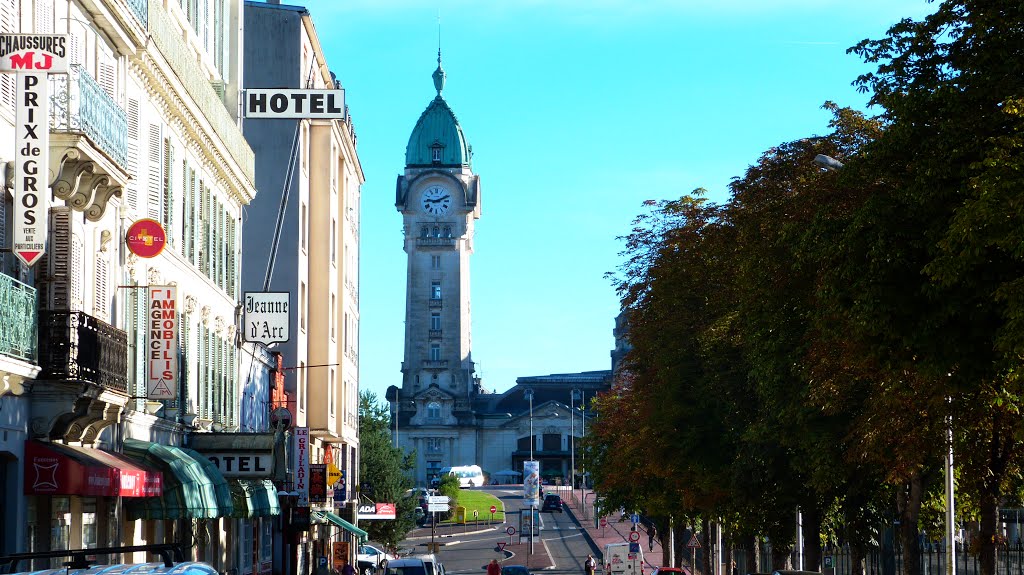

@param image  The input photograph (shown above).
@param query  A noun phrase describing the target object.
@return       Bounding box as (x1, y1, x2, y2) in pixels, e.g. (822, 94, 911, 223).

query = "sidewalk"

(552, 486, 671, 572)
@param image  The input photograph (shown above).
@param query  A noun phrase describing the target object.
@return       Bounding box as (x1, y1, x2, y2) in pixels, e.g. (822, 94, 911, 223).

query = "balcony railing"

(49, 66, 128, 168)
(0, 274, 37, 362)
(428, 299, 443, 309)
(148, 0, 255, 184)
(125, 0, 148, 27)
(422, 360, 448, 369)
(38, 311, 129, 393)
(416, 237, 457, 248)
(428, 329, 442, 339)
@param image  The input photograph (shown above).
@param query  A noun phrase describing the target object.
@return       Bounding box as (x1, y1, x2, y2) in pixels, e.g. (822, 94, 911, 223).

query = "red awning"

(24, 440, 163, 497)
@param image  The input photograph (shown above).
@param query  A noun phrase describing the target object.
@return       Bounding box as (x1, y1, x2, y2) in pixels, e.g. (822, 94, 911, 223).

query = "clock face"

(420, 186, 452, 216)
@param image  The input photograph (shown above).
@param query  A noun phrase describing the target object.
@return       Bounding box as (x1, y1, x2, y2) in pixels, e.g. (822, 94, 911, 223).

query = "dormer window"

(431, 144, 444, 163)
(427, 402, 441, 420)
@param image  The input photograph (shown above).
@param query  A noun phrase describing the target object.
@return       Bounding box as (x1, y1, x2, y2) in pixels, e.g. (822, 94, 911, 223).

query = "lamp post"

(571, 389, 581, 502)
(525, 388, 535, 554)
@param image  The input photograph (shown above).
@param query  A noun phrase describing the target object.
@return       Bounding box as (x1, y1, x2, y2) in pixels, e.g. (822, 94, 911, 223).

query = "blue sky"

(289, 0, 936, 402)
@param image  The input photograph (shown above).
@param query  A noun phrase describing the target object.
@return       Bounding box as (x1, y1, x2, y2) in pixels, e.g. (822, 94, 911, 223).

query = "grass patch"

(439, 489, 507, 524)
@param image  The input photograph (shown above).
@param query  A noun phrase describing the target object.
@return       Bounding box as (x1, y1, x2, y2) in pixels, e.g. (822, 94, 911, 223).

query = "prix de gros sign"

(1, 34, 69, 267)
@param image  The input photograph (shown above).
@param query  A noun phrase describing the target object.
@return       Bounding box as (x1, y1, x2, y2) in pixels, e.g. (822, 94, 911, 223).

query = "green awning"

(313, 510, 368, 542)
(122, 439, 234, 520)
(230, 479, 282, 518)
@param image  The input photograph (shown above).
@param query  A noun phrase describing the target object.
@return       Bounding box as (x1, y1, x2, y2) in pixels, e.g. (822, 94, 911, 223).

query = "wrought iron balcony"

(38, 311, 129, 393)
(428, 329, 442, 339)
(49, 66, 128, 169)
(422, 360, 448, 369)
(428, 299, 443, 309)
(125, 0, 148, 27)
(0, 273, 37, 362)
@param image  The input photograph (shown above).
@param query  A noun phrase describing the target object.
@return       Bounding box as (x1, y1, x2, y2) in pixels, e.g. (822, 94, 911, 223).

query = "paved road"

(399, 486, 597, 574)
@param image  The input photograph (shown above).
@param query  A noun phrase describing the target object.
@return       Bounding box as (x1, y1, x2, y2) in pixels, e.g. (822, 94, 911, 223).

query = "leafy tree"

(358, 391, 416, 550)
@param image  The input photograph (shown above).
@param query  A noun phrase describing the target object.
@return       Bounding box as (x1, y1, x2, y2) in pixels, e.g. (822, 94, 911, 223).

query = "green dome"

(405, 60, 472, 168)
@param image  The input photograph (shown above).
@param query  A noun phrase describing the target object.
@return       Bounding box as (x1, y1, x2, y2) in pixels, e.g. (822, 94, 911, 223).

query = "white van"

(604, 542, 645, 575)
(436, 464, 485, 488)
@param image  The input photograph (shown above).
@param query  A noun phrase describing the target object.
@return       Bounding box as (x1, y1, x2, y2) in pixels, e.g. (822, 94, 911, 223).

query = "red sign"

(24, 440, 162, 497)
(126, 218, 167, 258)
(629, 531, 640, 542)
(600, 517, 608, 527)
(490, 505, 497, 514)
(309, 464, 327, 503)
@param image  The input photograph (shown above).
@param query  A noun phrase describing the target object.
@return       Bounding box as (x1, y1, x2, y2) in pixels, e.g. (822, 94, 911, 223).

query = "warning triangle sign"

(687, 534, 701, 548)
(497, 542, 506, 551)
(149, 379, 175, 400)
(15, 251, 43, 266)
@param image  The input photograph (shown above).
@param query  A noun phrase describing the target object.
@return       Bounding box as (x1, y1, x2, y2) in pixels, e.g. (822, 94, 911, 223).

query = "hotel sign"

(244, 89, 346, 119)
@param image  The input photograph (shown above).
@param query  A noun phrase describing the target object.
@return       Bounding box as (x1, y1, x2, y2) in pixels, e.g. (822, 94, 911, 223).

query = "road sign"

(473, 510, 479, 518)
(824, 556, 834, 569)
(427, 503, 450, 513)
(600, 517, 608, 527)
(629, 531, 640, 542)
(497, 542, 506, 551)
(631, 513, 640, 524)
(687, 534, 701, 548)
(327, 464, 342, 486)
(490, 505, 497, 514)
(506, 526, 516, 535)
(427, 495, 450, 504)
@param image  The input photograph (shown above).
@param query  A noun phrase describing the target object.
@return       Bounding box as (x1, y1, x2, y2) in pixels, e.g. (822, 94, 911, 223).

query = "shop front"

(22, 440, 163, 567)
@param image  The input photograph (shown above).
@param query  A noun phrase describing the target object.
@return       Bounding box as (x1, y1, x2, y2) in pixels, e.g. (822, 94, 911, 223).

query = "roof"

(405, 57, 472, 168)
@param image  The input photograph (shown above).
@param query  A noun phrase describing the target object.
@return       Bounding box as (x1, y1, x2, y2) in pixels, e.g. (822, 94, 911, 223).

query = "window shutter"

(70, 233, 83, 311)
(214, 337, 223, 425)
(0, 0, 15, 119)
(200, 327, 209, 419)
(226, 214, 235, 297)
(93, 253, 109, 321)
(42, 207, 72, 309)
(161, 138, 174, 241)
(69, 32, 80, 67)
(126, 99, 140, 211)
(180, 160, 188, 256)
(99, 62, 115, 100)
(0, 194, 9, 276)
(147, 124, 162, 220)
(188, 169, 196, 263)
(135, 288, 146, 402)
(35, 0, 53, 33)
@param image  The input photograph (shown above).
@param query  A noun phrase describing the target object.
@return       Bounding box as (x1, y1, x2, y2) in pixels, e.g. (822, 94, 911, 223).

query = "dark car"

(501, 566, 532, 575)
(541, 493, 563, 512)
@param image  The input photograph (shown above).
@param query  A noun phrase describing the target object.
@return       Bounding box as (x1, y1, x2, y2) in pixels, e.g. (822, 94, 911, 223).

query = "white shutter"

(69, 30, 81, 67)
(93, 253, 109, 321)
(0, 193, 8, 276)
(99, 62, 115, 99)
(126, 99, 139, 211)
(161, 138, 174, 242)
(70, 232, 83, 311)
(147, 124, 162, 220)
(226, 213, 235, 297)
(0, 0, 16, 120)
(35, 0, 53, 33)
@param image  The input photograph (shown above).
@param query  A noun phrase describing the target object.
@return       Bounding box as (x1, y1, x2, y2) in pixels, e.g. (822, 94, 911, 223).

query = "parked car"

(652, 568, 687, 575)
(541, 493, 563, 512)
(501, 566, 532, 575)
(358, 544, 398, 574)
(412, 554, 445, 575)
(384, 558, 429, 575)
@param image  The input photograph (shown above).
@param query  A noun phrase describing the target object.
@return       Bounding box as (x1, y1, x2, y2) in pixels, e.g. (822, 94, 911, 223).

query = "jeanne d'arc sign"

(0, 33, 69, 267)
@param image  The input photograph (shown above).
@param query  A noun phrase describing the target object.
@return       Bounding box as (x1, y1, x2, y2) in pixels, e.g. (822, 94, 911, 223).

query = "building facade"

(0, 0, 278, 571)
(388, 59, 612, 487)
(241, 1, 364, 569)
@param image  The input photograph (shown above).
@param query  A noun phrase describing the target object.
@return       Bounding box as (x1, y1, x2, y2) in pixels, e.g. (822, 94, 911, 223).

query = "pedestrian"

(338, 557, 356, 575)
(585, 554, 597, 575)
(648, 524, 657, 552)
(731, 562, 738, 575)
(487, 559, 501, 575)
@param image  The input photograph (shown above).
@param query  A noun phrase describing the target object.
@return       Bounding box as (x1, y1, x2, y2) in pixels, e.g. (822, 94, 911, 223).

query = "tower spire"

(432, 11, 446, 95)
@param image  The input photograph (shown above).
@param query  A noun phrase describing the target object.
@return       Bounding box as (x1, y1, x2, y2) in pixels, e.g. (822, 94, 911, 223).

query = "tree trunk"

(802, 504, 823, 571)
(850, 543, 867, 575)
(897, 473, 924, 575)
(979, 418, 1012, 575)
(740, 534, 758, 575)
(702, 519, 712, 575)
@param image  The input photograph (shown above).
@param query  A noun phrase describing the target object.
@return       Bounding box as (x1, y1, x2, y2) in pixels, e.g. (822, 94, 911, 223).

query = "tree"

(358, 391, 416, 549)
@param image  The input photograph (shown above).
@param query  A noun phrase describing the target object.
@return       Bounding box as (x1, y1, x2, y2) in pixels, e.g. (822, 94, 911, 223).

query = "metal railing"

(416, 237, 457, 248)
(422, 360, 448, 369)
(0, 274, 37, 362)
(49, 65, 128, 168)
(147, 0, 254, 184)
(38, 311, 129, 392)
(124, 0, 148, 27)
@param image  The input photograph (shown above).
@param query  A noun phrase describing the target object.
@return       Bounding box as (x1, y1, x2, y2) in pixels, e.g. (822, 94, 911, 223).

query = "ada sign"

(245, 89, 346, 119)
(244, 292, 289, 344)
(0, 34, 69, 72)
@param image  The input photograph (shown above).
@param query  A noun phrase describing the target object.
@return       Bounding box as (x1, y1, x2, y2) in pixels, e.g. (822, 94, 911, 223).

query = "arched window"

(433, 226, 440, 237)
(420, 226, 428, 238)
(444, 226, 452, 238)
(427, 402, 441, 420)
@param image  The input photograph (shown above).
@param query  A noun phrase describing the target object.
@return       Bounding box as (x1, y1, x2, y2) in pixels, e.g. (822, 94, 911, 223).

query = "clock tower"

(392, 54, 482, 480)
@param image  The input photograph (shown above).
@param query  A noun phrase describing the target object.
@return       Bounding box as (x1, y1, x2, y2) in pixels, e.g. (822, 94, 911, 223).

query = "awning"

(230, 479, 281, 518)
(23, 440, 163, 497)
(122, 438, 233, 520)
(313, 510, 368, 542)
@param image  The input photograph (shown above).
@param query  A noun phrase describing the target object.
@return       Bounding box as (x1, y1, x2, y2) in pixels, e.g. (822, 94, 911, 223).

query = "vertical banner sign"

(523, 460, 540, 507)
(12, 72, 47, 267)
(309, 464, 327, 503)
(147, 286, 178, 399)
(1, 34, 70, 267)
(294, 427, 309, 506)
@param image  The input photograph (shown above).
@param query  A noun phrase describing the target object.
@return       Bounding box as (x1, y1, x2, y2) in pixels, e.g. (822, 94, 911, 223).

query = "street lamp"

(525, 388, 535, 554)
(571, 389, 580, 499)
